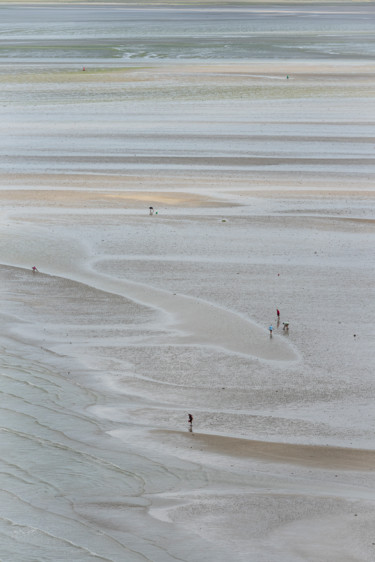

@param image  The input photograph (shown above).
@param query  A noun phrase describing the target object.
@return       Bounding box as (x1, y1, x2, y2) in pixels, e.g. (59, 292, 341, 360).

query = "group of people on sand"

(30, 258, 285, 435)
(269, 308, 289, 337)
(187, 310, 289, 433)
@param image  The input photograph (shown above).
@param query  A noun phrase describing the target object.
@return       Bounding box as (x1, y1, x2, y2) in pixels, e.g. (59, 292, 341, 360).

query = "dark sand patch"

(153, 430, 375, 471)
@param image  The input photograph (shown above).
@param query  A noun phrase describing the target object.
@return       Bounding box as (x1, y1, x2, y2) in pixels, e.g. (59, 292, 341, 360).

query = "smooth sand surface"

(152, 430, 375, 471)
(0, 188, 231, 208)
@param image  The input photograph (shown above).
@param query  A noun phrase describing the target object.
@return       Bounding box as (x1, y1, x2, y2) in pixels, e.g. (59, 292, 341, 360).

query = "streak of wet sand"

(153, 430, 375, 471)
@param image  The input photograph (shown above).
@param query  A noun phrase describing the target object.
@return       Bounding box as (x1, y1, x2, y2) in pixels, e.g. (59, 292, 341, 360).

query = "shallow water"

(0, 335, 239, 561)
(1, 3, 375, 61)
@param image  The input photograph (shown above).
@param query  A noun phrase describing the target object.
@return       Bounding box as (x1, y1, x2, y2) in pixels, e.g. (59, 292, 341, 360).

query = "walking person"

(269, 325, 273, 337)
(188, 413, 193, 432)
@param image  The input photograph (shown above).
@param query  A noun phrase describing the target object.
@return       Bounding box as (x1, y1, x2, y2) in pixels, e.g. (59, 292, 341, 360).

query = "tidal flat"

(0, 3, 375, 561)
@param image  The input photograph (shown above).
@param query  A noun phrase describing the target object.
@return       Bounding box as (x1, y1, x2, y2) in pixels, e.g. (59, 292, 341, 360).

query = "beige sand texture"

(152, 430, 375, 471)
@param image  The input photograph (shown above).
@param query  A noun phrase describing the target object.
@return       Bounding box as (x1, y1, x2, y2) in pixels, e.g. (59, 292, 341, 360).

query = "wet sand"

(1, 161, 374, 559)
(152, 430, 375, 471)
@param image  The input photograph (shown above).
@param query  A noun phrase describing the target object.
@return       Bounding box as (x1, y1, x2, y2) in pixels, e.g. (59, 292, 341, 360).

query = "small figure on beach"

(269, 325, 273, 337)
(277, 309, 280, 318)
(283, 322, 289, 332)
(32, 266, 39, 273)
(188, 413, 193, 432)
(149, 206, 154, 215)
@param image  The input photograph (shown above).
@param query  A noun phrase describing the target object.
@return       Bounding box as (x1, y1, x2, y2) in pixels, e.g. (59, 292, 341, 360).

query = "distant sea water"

(0, 2, 375, 178)
(0, 3, 375, 63)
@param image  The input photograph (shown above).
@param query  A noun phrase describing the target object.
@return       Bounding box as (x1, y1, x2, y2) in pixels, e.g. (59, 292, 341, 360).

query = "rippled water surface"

(0, 3, 375, 61)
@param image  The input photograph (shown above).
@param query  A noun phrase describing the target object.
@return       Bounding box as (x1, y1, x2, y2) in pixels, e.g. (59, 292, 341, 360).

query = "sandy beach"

(1, 2, 375, 561)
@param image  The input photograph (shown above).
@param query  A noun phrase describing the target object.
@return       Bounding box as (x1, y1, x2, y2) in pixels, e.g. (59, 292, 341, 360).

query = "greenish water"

(0, 3, 374, 62)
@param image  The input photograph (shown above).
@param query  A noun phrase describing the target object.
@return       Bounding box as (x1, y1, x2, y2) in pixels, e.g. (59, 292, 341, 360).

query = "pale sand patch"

(0, 173, 373, 193)
(0, 172, 194, 190)
(160, 61, 375, 77)
(7, 60, 375, 82)
(152, 430, 375, 471)
(0, 189, 230, 208)
(238, 189, 375, 199)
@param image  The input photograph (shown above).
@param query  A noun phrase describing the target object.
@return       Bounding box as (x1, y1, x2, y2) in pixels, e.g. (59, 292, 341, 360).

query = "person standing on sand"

(277, 309, 280, 318)
(269, 325, 273, 337)
(188, 413, 193, 432)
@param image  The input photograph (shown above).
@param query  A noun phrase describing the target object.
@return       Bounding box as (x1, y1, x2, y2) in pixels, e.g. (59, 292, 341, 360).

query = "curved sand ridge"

(52, 264, 299, 362)
(0, 221, 297, 362)
(0, 264, 296, 363)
